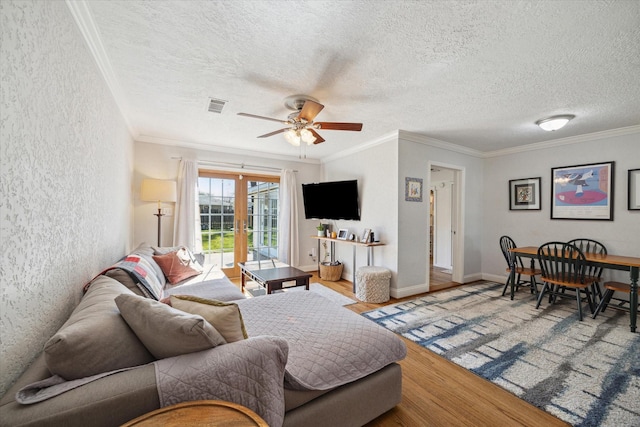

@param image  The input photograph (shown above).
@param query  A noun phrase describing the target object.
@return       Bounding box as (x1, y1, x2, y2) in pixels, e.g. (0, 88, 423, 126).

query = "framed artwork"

(360, 228, 371, 243)
(509, 177, 541, 210)
(337, 228, 349, 240)
(629, 169, 640, 210)
(551, 161, 614, 220)
(405, 177, 423, 202)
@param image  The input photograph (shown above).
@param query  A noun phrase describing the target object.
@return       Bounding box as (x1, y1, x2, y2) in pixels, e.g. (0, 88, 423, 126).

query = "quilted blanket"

(154, 336, 288, 427)
(236, 291, 407, 390)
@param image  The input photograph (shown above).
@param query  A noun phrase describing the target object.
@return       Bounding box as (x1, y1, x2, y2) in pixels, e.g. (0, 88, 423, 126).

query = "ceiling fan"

(237, 95, 362, 146)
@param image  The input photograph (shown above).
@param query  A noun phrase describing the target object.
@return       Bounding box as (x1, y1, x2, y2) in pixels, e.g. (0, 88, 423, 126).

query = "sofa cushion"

(153, 251, 202, 285)
(44, 276, 154, 380)
(170, 295, 248, 343)
(115, 293, 226, 359)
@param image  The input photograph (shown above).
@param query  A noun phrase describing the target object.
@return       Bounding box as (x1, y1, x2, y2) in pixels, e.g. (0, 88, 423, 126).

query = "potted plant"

(316, 223, 325, 236)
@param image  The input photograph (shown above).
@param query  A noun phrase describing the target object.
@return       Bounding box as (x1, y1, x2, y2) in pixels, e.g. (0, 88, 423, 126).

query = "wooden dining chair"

(536, 242, 595, 321)
(567, 238, 607, 302)
(499, 236, 541, 300)
(592, 281, 639, 319)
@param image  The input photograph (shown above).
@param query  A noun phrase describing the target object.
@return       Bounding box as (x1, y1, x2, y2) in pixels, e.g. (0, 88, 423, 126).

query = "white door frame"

(427, 162, 465, 288)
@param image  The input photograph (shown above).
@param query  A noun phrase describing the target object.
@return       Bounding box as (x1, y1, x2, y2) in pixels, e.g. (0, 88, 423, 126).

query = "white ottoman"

(356, 266, 391, 303)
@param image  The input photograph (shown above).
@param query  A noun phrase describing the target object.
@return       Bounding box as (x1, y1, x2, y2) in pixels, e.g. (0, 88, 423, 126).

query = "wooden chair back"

(537, 242, 587, 286)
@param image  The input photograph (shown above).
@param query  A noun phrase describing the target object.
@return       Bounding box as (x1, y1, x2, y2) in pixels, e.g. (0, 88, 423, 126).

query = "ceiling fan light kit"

(238, 95, 363, 146)
(536, 114, 575, 131)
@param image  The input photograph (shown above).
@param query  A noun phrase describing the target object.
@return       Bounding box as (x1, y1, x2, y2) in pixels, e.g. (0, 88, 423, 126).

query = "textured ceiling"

(81, 0, 640, 159)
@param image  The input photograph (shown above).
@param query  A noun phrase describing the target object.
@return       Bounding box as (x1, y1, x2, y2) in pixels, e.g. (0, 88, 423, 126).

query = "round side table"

(121, 400, 268, 426)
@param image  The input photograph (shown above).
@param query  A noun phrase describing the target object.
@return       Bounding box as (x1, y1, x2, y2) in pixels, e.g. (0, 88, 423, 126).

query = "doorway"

(428, 163, 464, 289)
(198, 171, 280, 278)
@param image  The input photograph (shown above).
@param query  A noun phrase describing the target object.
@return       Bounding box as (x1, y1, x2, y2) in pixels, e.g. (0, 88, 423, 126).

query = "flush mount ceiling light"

(535, 115, 575, 131)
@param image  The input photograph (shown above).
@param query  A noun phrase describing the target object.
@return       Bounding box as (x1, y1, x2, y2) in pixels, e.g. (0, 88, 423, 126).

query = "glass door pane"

(246, 180, 279, 264)
(199, 176, 237, 277)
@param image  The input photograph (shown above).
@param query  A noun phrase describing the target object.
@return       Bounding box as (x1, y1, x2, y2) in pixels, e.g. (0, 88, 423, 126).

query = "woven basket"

(320, 263, 343, 281)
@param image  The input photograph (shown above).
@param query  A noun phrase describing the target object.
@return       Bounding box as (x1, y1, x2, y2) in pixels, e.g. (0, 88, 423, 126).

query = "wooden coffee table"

(239, 261, 312, 295)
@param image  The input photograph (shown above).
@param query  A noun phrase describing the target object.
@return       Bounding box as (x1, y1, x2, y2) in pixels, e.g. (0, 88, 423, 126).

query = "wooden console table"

(311, 236, 385, 292)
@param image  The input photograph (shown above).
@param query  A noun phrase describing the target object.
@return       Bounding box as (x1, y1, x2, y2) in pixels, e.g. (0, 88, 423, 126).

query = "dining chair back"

(567, 238, 607, 301)
(536, 242, 594, 321)
(499, 235, 540, 299)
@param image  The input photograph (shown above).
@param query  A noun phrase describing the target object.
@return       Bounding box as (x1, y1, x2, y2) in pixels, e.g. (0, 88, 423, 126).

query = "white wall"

(0, 1, 133, 395)
(482, 130, 640, 285)
(396, 134, 485, 295)
(321, 136, 399, 288)
(133, 141, 322, 268)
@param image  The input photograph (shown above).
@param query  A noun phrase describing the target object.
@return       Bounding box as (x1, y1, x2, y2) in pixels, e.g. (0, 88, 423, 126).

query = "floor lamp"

(141, 179, 177, 246)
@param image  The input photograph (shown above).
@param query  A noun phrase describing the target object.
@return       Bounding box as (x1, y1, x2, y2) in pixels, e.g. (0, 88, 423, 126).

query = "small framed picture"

(405, 177, 423, 202)
(509, 177, 541, 210)
(337, 229, 349, 240)
(629, 169, 640, 210)
(360, 228, 371, 243)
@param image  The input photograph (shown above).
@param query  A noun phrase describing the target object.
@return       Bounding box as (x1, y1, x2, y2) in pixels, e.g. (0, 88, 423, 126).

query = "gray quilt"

(154, 336, 289, 427)
(237, 291, 407, 390)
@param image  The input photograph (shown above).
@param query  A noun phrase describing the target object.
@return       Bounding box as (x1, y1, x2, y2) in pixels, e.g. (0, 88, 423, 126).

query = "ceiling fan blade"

(315, 122, 363, 131)
(257, 128, 288, 138)
(238, 112, 286, 124)
(298, 100, 324, 122)
(309, 129, 325, 144)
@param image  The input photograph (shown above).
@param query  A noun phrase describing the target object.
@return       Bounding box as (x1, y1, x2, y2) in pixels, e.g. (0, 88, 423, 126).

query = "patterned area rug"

(362, 282, 640, 427)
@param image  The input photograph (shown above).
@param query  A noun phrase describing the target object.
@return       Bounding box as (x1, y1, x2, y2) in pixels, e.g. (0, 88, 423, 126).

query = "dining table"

(508, 246, 640, 333)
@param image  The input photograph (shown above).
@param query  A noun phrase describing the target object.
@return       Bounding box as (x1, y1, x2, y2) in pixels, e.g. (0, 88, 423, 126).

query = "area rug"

(362, 281, 640, 427)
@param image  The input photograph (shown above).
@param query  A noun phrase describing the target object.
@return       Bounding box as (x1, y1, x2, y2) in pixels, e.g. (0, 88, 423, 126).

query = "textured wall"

(0, 1, 133, 395)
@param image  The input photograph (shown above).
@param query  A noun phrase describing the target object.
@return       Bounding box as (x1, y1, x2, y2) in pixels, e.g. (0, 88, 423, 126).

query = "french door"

(198, 171, 279, 278)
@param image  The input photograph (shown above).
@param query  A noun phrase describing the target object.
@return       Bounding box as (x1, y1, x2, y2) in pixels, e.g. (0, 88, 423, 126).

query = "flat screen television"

(302, 180, 360, 220)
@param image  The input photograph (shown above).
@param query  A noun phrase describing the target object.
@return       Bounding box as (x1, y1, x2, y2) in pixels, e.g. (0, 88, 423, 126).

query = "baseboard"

(391, 283, 429, 299)
(482, 273, 507, 284)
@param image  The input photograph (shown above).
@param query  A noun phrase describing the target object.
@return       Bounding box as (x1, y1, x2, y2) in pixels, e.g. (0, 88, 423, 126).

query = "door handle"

(236, 219, 240, 234)
(243, 219, 248, 234)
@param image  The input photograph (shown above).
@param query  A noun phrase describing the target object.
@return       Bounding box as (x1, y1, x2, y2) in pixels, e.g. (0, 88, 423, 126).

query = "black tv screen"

(302, 180, 360, 220)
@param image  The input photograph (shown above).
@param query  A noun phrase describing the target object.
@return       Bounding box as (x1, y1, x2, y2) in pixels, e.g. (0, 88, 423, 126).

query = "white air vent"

(207, 98, 227, 114)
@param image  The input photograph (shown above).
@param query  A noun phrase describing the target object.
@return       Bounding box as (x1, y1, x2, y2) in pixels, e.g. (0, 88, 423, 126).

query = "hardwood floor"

(230, 269, 569, 427)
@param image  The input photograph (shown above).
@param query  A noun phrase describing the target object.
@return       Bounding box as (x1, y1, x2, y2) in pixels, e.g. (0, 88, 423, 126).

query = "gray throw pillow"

(44, 276, 154, 380)
(115, 293, 226, 359)
(170, 295, 248, 343)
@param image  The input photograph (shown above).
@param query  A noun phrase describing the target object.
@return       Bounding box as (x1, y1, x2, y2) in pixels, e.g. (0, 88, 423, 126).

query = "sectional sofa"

(0, 243, 406, 426)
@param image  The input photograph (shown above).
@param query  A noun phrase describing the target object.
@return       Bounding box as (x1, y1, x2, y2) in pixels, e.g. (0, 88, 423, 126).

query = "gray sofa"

(0, 244, 405, 426)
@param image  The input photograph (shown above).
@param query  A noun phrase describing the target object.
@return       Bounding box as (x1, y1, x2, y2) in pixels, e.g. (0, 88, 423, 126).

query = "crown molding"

(136, 134, 320, 165)
(321, 130, 400, 163)
(65, 0, 136, 136)
(483, 125, 640, 158)
(397, 130, 485, 158)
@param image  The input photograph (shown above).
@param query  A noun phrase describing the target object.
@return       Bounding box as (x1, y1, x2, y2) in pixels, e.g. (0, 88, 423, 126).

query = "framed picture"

(337, 229, 349, 240)
(361, 228, 371, 243)
(551, 161, 614, 221)
(509, 177, 541, 210)
(629, 169, 640, 210)
(405, 177, 423, 202)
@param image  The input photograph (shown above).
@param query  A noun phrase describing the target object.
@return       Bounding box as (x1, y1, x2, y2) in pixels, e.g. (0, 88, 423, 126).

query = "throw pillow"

(153, 245, 204, 271)
(44, 276, 155, 380)
(152, 251, 202, 285)
(115, 293, 226, 359)
(170, 295, 248, 343)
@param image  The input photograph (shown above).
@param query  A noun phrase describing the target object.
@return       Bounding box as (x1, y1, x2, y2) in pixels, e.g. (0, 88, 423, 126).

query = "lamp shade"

(141, 179, 177, 203)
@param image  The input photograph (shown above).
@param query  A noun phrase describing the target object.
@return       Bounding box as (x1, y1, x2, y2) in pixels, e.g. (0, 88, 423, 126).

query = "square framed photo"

(629, 169, 640, 210)
(509, 177, 541, 210)
(405, 177, 423, 202)
(337, 228, 349, 240)
(551, 161, 614, 220)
